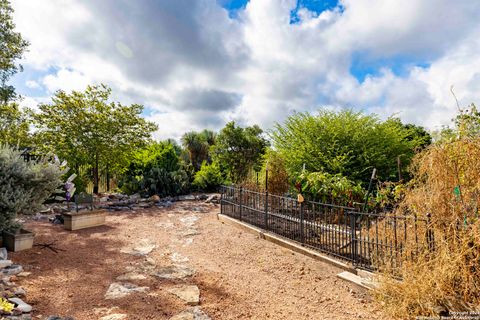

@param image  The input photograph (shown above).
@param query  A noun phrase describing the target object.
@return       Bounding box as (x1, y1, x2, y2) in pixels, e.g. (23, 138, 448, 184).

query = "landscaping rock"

(150, 195, 160, 202)
(169, 307, 211, 320)
(0, 247, 8, 260)
(168, 285, 200, 306)
(8, 297, 32, 312)
(104, 282, 149, 299)
(99, 314, 127, 320)
(116, 272, 147, 281)
(0, 259, 13, 268)
(121, 239, 156, 256)
(170, 252, 189, 264)
(178, 195, 196, 201)
(2, 265, 23, 276)
(46, 316, 75, 320)
(153, 265, 195, 279)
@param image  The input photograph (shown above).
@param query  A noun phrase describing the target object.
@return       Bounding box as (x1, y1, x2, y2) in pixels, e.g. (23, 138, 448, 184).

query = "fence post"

(220, 186, 223, 215)
(239, 186, 243, 221)
(264, 189, 269, 230)
(350, 211, 357, 265)
(300, 201, 305, 245)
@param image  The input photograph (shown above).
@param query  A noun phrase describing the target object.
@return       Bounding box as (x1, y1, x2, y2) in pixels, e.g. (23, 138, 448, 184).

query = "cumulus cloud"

(10, 0, 480, 140)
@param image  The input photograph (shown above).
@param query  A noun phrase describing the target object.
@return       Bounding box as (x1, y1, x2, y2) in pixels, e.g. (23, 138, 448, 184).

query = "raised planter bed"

(3, 229, 35, 252)
(63, 210, 106, 231)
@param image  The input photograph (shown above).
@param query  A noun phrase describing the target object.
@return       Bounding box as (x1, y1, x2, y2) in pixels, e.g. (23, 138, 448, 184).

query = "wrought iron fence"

(220, 185, 430, 272)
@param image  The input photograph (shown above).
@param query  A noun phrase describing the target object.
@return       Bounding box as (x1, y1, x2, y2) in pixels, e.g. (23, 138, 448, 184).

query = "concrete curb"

(217, 213, 357, 274)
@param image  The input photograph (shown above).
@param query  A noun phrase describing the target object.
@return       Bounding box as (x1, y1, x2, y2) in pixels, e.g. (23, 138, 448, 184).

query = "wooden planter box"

(3, 229, 34, 252)
(63, 210, 106, 231)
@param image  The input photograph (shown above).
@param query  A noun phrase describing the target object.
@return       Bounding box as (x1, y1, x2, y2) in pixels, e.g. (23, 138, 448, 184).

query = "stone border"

(217, 213, 357, 274)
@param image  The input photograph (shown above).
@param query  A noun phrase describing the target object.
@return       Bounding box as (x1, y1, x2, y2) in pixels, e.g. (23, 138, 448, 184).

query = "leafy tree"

(0, 0, 29, 104)
(31, 85, 157, 193)
(212, 121, 269, 183)
(0, 102, 29, 146)
(271, 110, 429, 186)
(181, 129, 216, 171)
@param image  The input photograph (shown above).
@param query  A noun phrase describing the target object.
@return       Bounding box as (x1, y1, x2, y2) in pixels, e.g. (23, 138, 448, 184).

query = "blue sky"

(10, 0, 480, 139)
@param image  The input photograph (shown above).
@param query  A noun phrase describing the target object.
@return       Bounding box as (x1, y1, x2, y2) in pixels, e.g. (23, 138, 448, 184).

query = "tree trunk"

(106, 163, 110, 192)
(93, 153, 99, 194)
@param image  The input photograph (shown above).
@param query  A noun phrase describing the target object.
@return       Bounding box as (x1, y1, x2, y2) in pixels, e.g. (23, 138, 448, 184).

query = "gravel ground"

(11, 201, 383, 320)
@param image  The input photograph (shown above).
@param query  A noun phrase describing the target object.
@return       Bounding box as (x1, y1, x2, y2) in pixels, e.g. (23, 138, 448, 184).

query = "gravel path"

(11, 201, 383, 319)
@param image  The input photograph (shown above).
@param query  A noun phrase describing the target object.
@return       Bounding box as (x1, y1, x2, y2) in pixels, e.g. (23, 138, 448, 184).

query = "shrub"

(192, 161, 225, 191)
(119, 141, 190, 196)
(271, 110, 431, 186)
(242, 150, 290, 195)
(298, 171, 364, 206)
(375, 137, 480, 318)
(0, 146, 67, 232)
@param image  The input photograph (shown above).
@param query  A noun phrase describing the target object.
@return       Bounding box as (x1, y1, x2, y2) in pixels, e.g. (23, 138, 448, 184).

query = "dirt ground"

(11, 201, 383, 320)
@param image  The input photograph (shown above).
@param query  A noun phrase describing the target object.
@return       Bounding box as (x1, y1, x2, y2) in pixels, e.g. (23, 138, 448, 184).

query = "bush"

(271, 110, 431, 186)
(0, 146, 67, 232)
(119, 141, 190, 196)
(192, 161, 225, 191)
(298, 171, 364, 206)
(242, 150, 290, 195)
(375, 137, 480, 318)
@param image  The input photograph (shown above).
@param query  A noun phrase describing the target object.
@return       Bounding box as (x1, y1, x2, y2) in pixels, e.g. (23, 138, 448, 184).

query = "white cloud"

(25, 80, 40, 89)
(10, 0, 480, 139)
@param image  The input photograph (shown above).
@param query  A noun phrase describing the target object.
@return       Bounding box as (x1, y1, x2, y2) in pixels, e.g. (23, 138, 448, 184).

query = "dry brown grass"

(375, 138, 480, 319)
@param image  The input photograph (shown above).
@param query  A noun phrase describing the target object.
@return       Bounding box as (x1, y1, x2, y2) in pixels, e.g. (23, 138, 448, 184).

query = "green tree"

(212, 121, 268, 183)
(31, 85, 157, 193)
(181, 129, 216, 171)
(0, 0, 29, 104)
(0, 102, 29, 146)
(271, 110, 429, 185)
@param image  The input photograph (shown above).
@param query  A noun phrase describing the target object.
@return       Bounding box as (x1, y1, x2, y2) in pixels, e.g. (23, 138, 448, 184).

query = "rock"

(178, 195, 196, 201)
(99, 314, 127, 320)
(46, 317, 75, 320)
(0, 247, 8, 260)
(121, 239, 156, 256)
(170, 253, 189, 264)
(104, 282, 149, 299)
(179, 216, 199, 228)
(2, 265, 23, 276)
(13, 287, 26, 297)
(0, 259, 13, 268)
(116, 272, 147, 281)
(153, 266, 195, 279)
(150, 195, 160, 202)
(4, 315, 33, 320)
(17, 272, 31, 278)
(196, 194, 208, 201)
(170, 307, 211, 320)
(204, 194, 219, 204)
(54, 196, 66, 201)
(168, 285, 200, 306)
(182, 229, 199, 237)
(8, 297, 32, 312)
(129, 194, 141, 202)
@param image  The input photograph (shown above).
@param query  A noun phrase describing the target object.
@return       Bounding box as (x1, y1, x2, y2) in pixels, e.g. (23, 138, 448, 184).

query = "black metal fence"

(220, 185, 430, 272)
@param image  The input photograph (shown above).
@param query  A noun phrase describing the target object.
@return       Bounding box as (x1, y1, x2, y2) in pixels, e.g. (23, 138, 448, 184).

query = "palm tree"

(181, 131, 208, 171)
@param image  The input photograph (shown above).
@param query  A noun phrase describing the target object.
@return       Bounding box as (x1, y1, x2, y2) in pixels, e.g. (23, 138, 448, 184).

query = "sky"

(9, 0, 480, 140)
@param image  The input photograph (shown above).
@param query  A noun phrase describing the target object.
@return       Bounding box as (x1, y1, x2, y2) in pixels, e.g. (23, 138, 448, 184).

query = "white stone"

(99, 314, 127, 320)
(116, 272, 147, 281)
(167, 285, 200, 306)
(153, 266, 195, 279)
(104, 282, 149, 299)
(8, 297, 32, 312)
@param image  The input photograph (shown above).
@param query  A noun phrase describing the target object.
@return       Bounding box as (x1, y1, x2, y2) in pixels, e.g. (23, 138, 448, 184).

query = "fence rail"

(220, 185, 429, 272)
